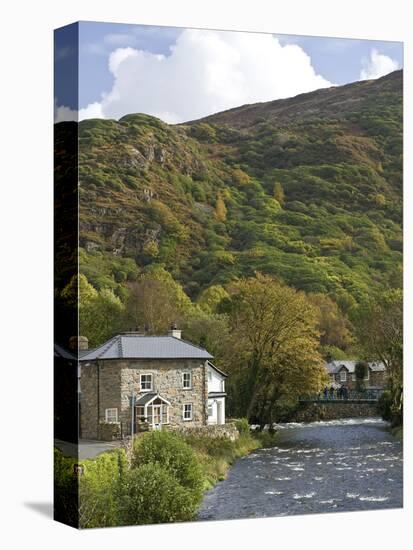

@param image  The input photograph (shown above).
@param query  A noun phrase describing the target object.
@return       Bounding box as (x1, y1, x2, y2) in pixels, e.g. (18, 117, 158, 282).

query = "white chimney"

(168, 323, 182, 339)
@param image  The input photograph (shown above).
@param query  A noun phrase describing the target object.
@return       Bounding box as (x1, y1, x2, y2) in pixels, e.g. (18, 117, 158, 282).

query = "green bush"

(54, 448, 79, 527)
(234, 418, 250, 436)
(114, 270, 127, 283)
(120, 463, 198, 525)
(131, 430, 204, 497)
(79, 449, 128, 528)
(377, 390, 392, 422)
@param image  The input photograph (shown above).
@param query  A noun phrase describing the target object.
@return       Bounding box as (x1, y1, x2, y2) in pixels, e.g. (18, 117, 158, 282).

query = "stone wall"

(168, 422, 239, 441)
(291, 401, 379, 422)
(331, 369, 387, 390)
(80, 358, 209, 439)
(98, 422, 121, 441)
(80, 361, 122, 440)
(120, 359, 208, 432)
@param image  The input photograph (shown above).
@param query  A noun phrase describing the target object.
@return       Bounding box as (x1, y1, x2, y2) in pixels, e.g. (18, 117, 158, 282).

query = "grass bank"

(391, 425, 403, 440)
(184, 425, 277, 490)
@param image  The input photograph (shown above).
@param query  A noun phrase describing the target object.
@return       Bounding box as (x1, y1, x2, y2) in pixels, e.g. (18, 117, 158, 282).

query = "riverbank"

(54, 421, 278, 528)
(184, 421, 278, 490)
(391, 425, 403, 440)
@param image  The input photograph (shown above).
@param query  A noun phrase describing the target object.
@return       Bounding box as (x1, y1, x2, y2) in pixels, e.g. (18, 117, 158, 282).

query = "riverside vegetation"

(55, 71, 403, 426)
(54, 420, 276, 528)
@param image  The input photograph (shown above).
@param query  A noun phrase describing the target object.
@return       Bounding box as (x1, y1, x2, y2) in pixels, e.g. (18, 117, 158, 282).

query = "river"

(198, 418, 403, 521)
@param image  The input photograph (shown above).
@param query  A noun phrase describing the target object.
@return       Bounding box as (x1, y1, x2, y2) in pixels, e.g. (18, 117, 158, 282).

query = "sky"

(54, 21, 403, 124)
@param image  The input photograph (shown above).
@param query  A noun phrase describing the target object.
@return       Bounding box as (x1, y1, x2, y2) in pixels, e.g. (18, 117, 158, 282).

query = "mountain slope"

(76, 70, 402, 310)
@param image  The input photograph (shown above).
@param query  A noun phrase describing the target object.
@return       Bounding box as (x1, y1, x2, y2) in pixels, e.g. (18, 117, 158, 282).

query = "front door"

(152, 404, 162, 430)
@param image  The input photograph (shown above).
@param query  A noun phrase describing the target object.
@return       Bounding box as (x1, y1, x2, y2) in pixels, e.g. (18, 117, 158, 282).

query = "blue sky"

(54, 22, 403, 123)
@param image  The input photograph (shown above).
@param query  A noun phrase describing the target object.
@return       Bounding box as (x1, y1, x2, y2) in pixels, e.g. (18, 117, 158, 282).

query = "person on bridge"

(323, 386, 329, 400)
(329, 385, 335, 399)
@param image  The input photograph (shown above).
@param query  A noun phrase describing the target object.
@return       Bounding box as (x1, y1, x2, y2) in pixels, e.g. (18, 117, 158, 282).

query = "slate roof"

(326, 360, 386, 374)
(79, 333, 213, 361)
(134, 392, 171, 406)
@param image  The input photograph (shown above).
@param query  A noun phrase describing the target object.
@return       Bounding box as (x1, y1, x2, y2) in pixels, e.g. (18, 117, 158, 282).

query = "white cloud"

(79, 29, 333, 124)
(54, 100, 77, 123)
(360, 49, 399, 80)
(79, 102, 103, 120)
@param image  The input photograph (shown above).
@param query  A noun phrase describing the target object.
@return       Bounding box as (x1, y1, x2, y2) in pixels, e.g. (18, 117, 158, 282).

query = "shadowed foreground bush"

(131, 430, 204, 497)
(120, 463, 198, 525)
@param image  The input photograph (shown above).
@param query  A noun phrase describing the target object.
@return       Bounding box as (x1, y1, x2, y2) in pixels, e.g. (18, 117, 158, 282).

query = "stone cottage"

(325, 360, 387, 391)
(78, 327, 227, 440)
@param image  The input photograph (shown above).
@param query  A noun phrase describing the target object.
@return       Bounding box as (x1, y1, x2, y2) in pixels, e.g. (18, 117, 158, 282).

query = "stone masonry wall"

(331, 370, 387, 390)
(80, 363, 98, 439)
(80, 361, 122, 440)
(80, 359, 209, 439)
(291, 401, 379, 422)
(169, 422, 239, 441)
(120, 359, 208, 433)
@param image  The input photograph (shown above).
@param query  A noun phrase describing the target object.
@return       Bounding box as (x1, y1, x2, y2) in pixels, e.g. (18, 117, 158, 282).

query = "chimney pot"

(69, 336, 89, 351)
(168, 323, 182, 339)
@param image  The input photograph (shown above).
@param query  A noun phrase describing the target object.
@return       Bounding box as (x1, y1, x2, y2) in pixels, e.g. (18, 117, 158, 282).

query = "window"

(162, 404, 169, 424)
(340, 371, 347, 382)
(105, 408, 118, 423)
(352, 374, 356, 382)
(208, 403, 213, 417)
(135, 406, 145, 422)
(182, 372, 192, 389)
(140, 373, 153, 391)
(365, 368, 370, 381)
(183, 403, 193, 421)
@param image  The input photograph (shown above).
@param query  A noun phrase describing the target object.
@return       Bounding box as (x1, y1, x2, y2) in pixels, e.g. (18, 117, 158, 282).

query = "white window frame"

(183, 403, 193, 421)
(365, 368, 370, 381)
(182, 371, 192, 389)
(105, 408, 118, 423)
(208, 403, 214, 417)
(340, 370, 347, 382)
(352, 373, 356, 382)
(140, 373, 153, 392)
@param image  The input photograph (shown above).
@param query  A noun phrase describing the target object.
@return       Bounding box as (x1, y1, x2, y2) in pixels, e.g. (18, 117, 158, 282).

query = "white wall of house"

(207, 365, 225, 393)
(207, 364, 226, 424)
(207, 397, 225, 425)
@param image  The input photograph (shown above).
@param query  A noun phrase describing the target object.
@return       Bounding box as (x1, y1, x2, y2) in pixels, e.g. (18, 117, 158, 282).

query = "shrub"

(120, 464, 198, 525)
(79, 449, 128, 528)
(234, 418, 250, 436)
(355, 361, 368, 390)
(377, 390, 392, 422)
(131, 430, 204, 497)
(114, 270, 127, 283)
(54, 449, 79, 528)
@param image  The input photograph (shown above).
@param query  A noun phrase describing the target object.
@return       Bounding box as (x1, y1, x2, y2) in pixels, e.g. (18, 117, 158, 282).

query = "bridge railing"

(299, 389, 384, 402)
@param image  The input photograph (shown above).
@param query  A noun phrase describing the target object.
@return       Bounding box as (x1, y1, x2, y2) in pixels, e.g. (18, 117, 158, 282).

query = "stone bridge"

(291, 399, 379, 422)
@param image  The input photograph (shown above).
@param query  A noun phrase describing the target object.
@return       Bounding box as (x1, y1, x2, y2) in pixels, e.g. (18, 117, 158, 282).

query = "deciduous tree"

(224, 274, 326, 423)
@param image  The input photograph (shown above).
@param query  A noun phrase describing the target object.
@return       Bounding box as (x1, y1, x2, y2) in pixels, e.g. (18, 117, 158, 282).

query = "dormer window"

(340, 370, 347, 382)
(140, 373, 153, 392)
